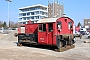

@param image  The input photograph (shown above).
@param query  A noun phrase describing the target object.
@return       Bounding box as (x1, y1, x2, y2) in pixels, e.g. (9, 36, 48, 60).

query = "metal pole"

(6, 0, 12, 27)
(8, 1, 10, 27)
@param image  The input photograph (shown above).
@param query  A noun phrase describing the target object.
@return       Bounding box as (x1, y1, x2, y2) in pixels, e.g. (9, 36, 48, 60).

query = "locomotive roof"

(37, 18, 58, 23)
(37, 17, 74, 23)
(61, 17, 74, 22)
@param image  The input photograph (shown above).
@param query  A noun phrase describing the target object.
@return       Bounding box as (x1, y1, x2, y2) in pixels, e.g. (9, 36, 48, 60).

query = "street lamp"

(6, 0, 12, 28)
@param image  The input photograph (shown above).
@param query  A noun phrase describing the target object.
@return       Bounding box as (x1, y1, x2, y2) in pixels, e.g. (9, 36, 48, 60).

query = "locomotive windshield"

(57, 21, 62, 29)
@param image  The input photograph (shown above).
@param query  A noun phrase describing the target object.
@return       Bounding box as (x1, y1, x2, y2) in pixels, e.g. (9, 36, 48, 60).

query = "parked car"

(86, 28, 90, 33)
(74, 31, 80, 37)
(80, 31, 86, 35)
(80, 28, 89, 34)
(0, 27, 11, 34)
(80, 28, 87, 32)
(86, 31, 89, 35)
(87, 33, 90, 38)
(74, 31, 82, 39)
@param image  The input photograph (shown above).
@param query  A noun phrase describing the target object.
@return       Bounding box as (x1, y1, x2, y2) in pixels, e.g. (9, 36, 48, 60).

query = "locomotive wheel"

(68, 41, 70, 45)
(70, 41, 73, 45)
(69, 35, 73, 45)
(67, 40, 74, 46)
(60, 41, 63, 48)
(72, 40, 75, 44)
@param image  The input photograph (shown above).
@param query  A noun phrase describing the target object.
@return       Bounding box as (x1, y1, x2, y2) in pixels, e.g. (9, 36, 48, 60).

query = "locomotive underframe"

(17, 33, 75, 48)
(18, 33, 38, 44)
(56, 34, 75, 48)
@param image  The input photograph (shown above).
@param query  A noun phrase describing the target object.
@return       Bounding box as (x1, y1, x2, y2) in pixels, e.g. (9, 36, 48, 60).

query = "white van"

(80, 28, 86, 31)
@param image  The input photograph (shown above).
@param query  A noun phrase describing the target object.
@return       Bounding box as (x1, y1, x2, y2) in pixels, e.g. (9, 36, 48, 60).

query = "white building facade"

(18, 4, 48, 24)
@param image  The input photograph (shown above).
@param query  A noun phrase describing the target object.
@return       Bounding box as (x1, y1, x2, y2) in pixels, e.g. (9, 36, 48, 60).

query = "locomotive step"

(54, 45, 75, 52)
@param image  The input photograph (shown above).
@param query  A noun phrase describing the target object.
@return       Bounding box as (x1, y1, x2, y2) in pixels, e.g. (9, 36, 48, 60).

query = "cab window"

(68, 22, 72, 29)
(48, 23, 53, 32)
(39, 24, 46, 32)
(57, 21, 62, 29)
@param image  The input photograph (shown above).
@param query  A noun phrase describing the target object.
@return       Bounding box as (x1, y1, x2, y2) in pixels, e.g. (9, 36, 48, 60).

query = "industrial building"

(84, 19, 90, 28)
(48, 0, 64, 18)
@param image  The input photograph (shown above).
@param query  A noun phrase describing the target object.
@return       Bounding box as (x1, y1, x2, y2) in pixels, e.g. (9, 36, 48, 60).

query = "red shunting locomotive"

(15, 16, 75, 51)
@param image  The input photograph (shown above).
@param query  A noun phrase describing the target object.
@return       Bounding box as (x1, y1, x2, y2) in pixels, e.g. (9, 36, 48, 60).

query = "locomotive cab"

(37, 17, 75, 48)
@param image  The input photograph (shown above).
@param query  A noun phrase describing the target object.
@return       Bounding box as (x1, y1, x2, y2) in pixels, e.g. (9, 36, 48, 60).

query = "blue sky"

(0, 0, 90, 25)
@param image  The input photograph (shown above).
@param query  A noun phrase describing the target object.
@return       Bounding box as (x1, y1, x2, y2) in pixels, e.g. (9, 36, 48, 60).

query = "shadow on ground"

(13, 42, 57, 51)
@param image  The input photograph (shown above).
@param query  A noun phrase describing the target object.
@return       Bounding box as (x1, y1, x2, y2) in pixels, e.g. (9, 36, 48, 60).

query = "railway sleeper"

(55, 45, 75, 52)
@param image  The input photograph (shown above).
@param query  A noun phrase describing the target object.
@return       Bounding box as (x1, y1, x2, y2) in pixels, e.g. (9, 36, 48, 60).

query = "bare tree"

(10, 21, 18, 28)
(0, 21, 6, 28)
(14, 22, 18, 28)
(77, 22, 82, 27)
